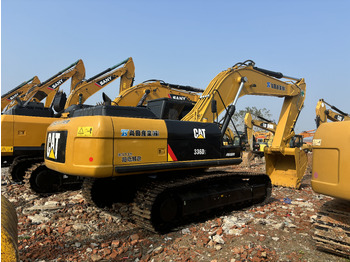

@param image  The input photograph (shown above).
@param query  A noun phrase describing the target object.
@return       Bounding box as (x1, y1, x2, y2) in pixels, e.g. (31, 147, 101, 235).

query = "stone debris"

(1, 154, 347, 262)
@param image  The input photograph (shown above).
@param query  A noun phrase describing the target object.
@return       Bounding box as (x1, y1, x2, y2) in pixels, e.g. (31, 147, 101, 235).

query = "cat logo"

(193, 128, 206, 139)
(46, 132, 61, 159)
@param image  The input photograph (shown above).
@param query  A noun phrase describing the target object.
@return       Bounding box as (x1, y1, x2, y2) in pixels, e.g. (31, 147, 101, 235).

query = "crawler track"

(24, 162, 82, 194)
(132, 170, 271, 232)
(9, 156, 43, 182)
(313, 200, 350, 258)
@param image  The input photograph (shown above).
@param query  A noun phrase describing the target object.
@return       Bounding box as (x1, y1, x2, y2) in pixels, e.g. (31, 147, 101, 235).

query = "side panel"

(312, 121, 350, 200)
(165, 120, 222, 161)
(45, 116, 115, 178)
(112, 117, 168, 167)
(1, 115, 14, 156)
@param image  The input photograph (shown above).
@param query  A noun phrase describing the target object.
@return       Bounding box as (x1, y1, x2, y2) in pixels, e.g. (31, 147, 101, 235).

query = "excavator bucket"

(265, 147, 308, 189)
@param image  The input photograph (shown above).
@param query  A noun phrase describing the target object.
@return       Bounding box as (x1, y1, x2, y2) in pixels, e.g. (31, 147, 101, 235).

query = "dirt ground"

(1, 153, 348, 262)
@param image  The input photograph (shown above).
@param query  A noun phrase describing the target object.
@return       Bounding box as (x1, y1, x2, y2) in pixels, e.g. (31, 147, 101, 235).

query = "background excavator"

(44, 60, 306, 232)
(1, 76, 41, 112)
(1, 59, 86, 177)
(244, 112, 276, 154)
(1, 59, 86, 169)
(315, 99, 350, 127)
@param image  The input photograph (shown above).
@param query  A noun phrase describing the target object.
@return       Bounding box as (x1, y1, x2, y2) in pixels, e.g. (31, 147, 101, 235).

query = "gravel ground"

(1, 153, 348, 262)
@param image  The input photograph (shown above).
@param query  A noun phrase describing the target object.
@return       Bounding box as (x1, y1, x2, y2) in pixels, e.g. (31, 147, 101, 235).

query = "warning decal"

(77, 127, 93, 137)
(1, 146, 13, 153)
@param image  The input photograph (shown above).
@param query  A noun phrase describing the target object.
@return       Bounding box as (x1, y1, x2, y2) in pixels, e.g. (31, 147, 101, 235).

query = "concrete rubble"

(1, 154, 347, 261)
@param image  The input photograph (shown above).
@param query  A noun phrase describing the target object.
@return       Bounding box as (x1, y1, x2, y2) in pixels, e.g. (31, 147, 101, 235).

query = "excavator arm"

(64, 58, 135, 109)
(113, 80, 202, 107)
(1, 76, 40, 112)
(182, 61, 307, 188)
(315, 99, 350, 127)
(244, 112, 276, 151)
(20, 59, 85, 108)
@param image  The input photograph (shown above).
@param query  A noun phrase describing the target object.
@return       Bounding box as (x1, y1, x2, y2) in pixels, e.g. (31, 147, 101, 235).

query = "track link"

(313, 200, 350, 258)
(133, 170, 271, 233)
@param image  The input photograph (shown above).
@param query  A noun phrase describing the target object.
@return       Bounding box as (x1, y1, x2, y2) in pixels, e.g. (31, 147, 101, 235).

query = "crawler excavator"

(311, 120, 350, 258)
(44, 60, 307, 232)
(315, 99, 350, 127)
(26, 62, 204, 194)
(1, 76, 41, 112)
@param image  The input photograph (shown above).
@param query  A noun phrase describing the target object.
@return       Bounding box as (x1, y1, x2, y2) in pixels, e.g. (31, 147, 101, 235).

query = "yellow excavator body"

(311, 121, 350, 200)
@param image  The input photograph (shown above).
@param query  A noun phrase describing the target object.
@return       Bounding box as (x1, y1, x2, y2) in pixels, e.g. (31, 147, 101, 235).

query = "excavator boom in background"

(44, 60, 306, 232)
(1, 76, 41, 112)
(315, 99, 350, 127)
(3, 60, 85, 112)
(244, 112, 276, 152)
(311, 121, 350, 257)
(1, 59, 86, 170)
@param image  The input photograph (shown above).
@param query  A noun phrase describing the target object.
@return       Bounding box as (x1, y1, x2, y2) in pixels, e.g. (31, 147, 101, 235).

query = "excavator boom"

(64, 58, 135, 109)
(315, 99, 350, 127)
(181, 61, 306, 188)
(1, 76, 41, 112)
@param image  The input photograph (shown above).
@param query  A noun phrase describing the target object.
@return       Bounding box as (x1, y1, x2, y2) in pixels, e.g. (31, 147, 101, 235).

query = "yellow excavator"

(44, 60, 306, 232)
(1, 76, 41, 112)
(244, 112, 276, 153)
(1, 59, 86, 168)
(29, 80, 203, 193)
(315, 99, 350, 127)
(312, 120, 350, 257)
(22, 59, 203, 193)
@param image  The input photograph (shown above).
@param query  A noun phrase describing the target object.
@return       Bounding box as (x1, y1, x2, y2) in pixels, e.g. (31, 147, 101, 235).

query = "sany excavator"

(44, 60, 306, 232)
(244, 112, 276, 153)
(311, 120, 350, 258)
(1, 76, 41, 112)
(1, 59, 85, 169)
(315, 99, 350, 127)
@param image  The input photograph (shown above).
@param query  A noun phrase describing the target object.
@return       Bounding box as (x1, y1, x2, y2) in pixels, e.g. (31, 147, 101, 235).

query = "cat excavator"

(315, 99, 350, 127)
(312, 119, 350, 257)
(44, 60, 306, 232)
(1, 76, 41, 112)
(26, 62, 204, 194)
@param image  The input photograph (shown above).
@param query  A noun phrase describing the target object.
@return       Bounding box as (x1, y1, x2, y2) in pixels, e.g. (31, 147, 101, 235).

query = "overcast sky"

(2, 0, 349, 132)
